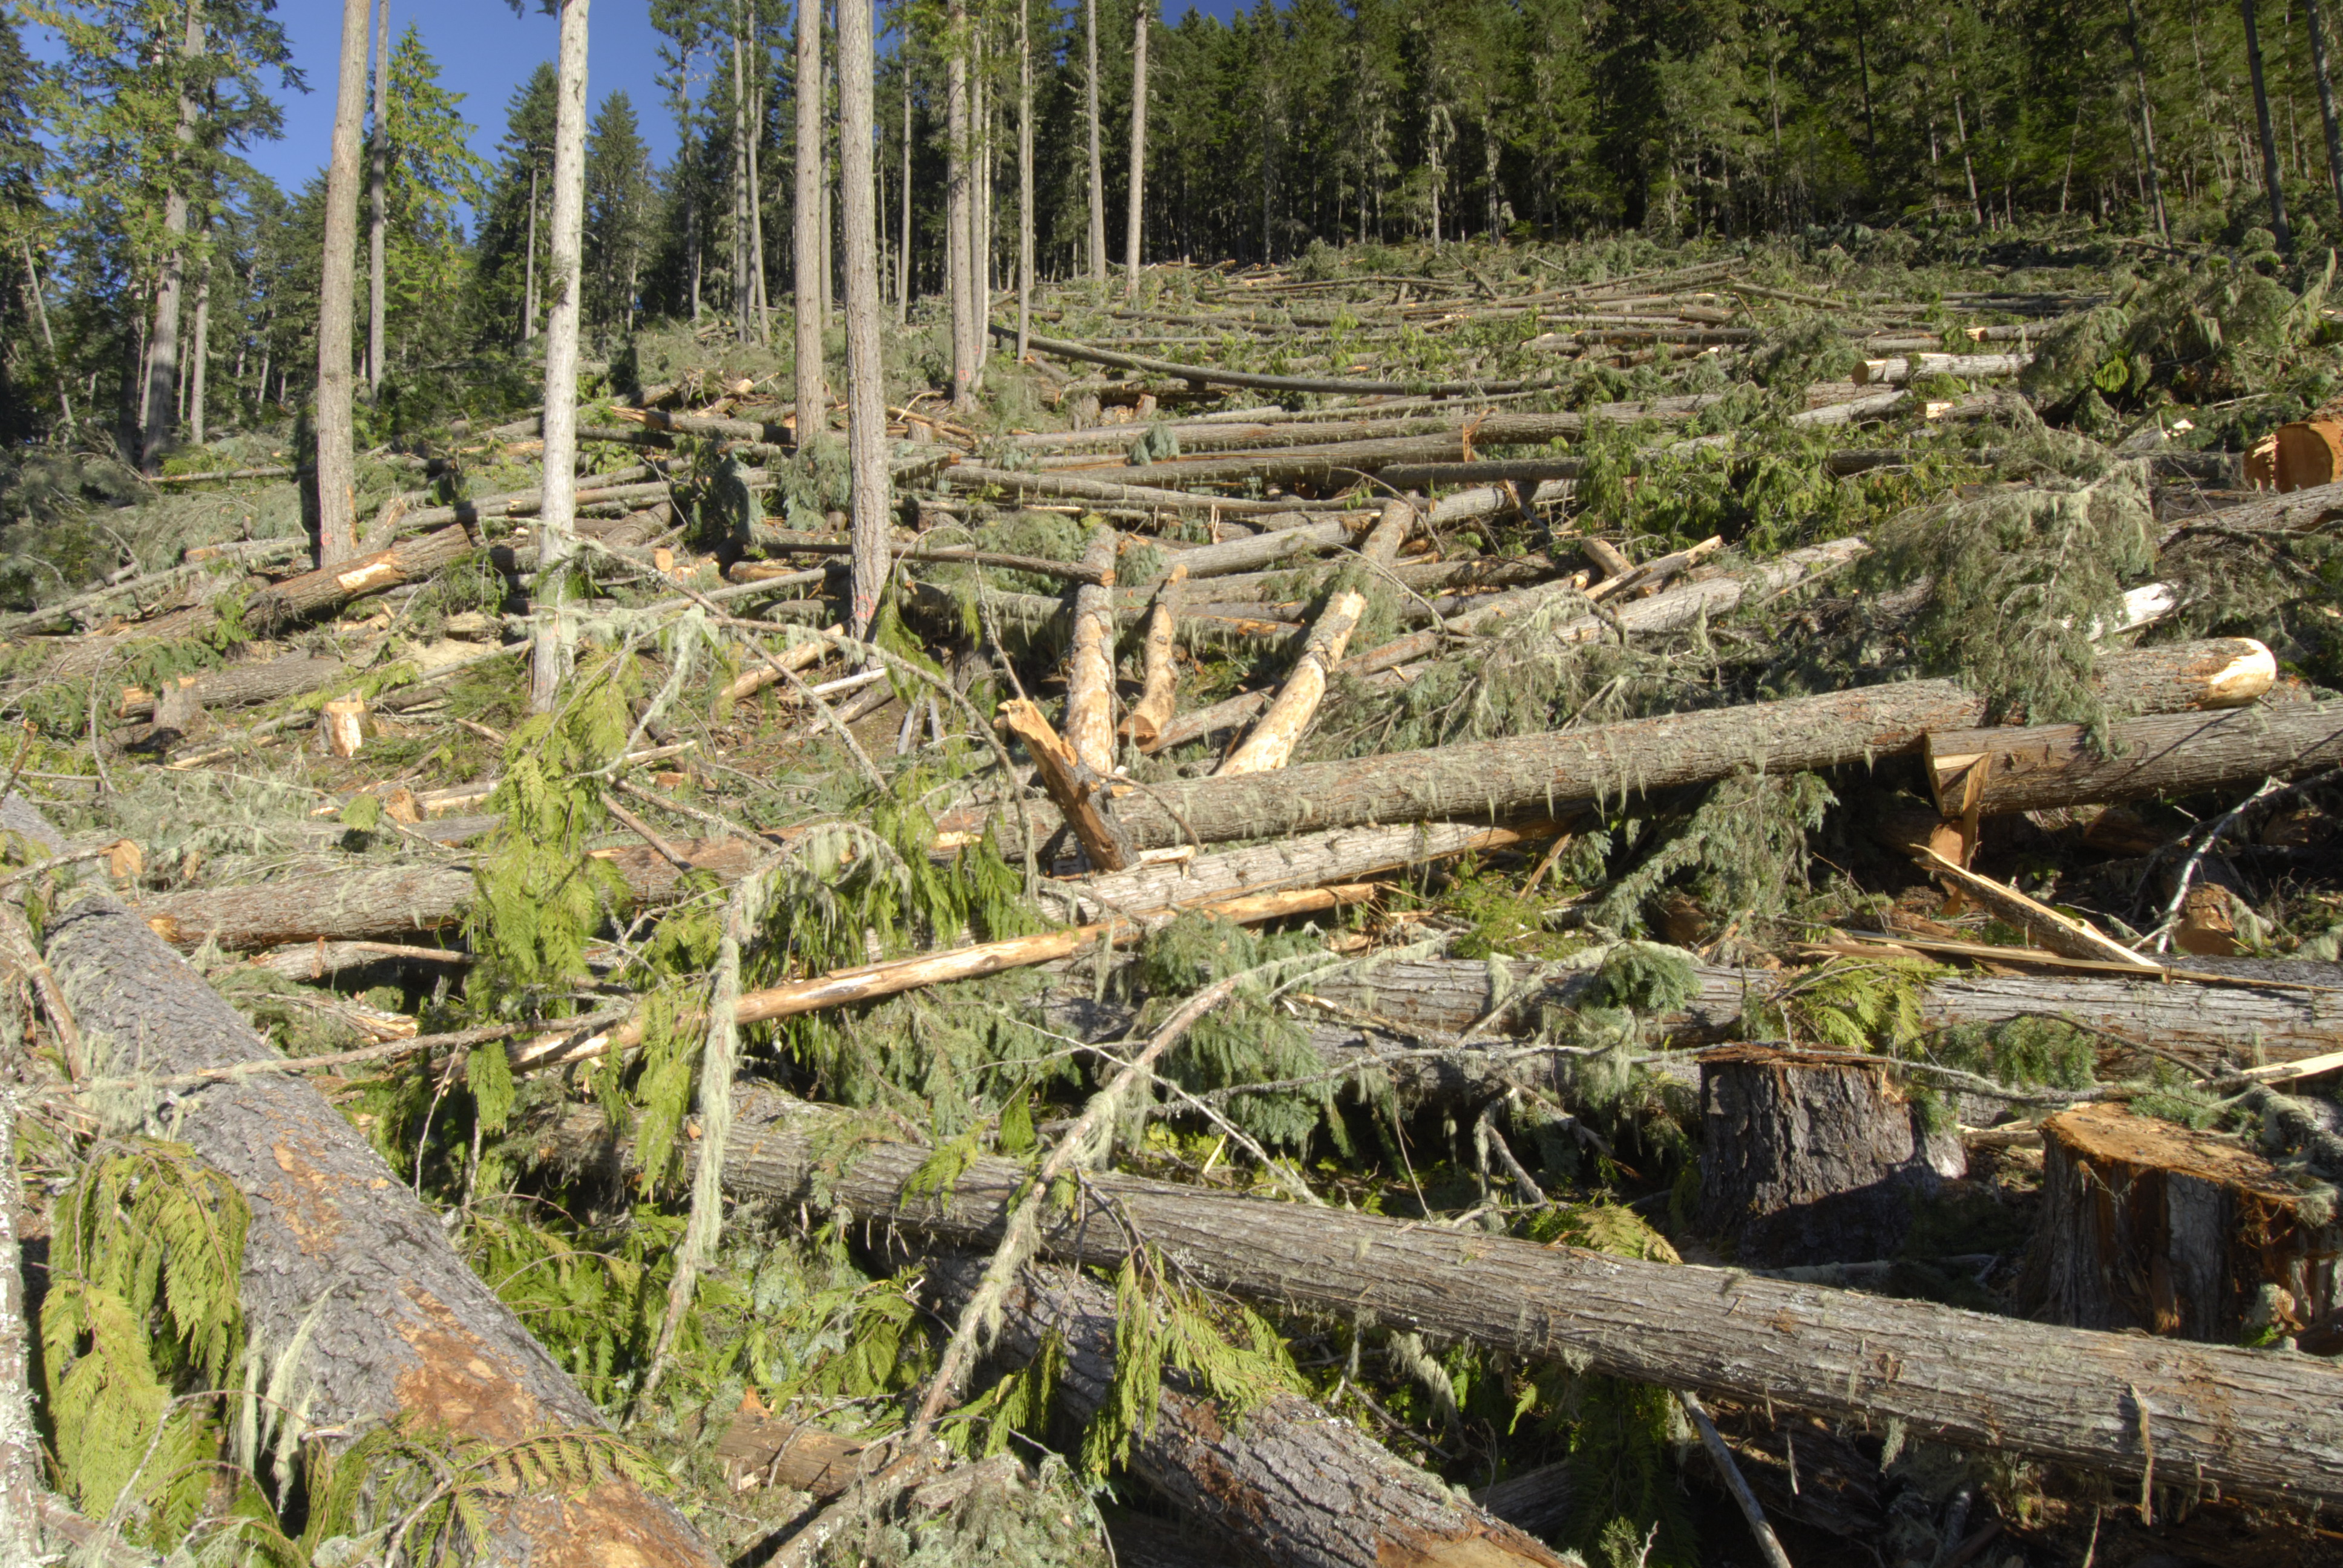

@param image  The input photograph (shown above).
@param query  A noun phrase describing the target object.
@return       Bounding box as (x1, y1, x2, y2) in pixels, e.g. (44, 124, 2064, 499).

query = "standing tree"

(1015, 0, 1032, 359)
(585, 90, 652, 330)
(1086, 0, 1106, 284)
(532, 0, 591, 711)
(2305, 0, 2343, 221)
(315, 0, 370, 566)
(796, 0, 826, 434)
(899, 88, 911, 322)
(137, 0, 203, 472)
(1123, 0, 1148, 301)
(839, 0, 887, 635)
(2244, 0, 2292, 249)
(946, 0, 974, 405)
(366, 0, 390, 389)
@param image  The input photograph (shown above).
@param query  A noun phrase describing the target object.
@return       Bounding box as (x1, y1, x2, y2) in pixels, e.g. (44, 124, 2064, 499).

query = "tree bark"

(1927, 702, 2343, 819)
(0, 1007, 39, 1564)
(1696, 1046, 1965, 1267)
(2028, 1102, 2341, 1344)
(946, 0, 975, 407)
(0, 797, 721, 1566)
(1016, 0, 1033, 361)
(1064, 527, 1121, 773)
(1123, 0, 1149, 302)
(732, 27, 753, 344)
(187, 235, 211, 445)
(2309, 0, 2343, 222)
(795, 0, 827, 435)
(702, 1088, 2343, 1509)
(977, 639, 2277, 856)
(2119, 0, 2171, 243)
(2244, 0, 2295, 249)
(367, 0, 390, 389)
(1120, 562, 1184, 747)
(1085, 0, 1106, 286)
(114, 655, 347, 720)
(899, 91, 912, 322)
(139, 0, 204, 474)
(926, 1255, 1571, 1568)
(315, 0, 371, 566)
(839, 0, 887, 638)
(524, 163, 540, 338)
(1000, 326, 1559, 397)
(529, 0, 590, 714)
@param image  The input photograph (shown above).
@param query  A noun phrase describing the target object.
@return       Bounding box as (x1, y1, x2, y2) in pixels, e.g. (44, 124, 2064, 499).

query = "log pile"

(3, 242, 2341, 1568)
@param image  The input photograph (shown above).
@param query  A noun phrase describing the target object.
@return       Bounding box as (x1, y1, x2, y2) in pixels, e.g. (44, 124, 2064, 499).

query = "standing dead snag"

(925, 1256, 1572, 1568)
(1, 797, 719, 1566)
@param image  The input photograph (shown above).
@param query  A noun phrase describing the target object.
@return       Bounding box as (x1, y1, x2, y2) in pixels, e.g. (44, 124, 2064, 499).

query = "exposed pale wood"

(1216, 589, 1365, 776)
(1926, 702, 2343, 818)
(998, 697, 1135, 872)
(1064, 528, 1120, 773)
(1121, 562, 1185, 746)
(1910, 846, 2160, 969)
(1852, 352, 2033, 385)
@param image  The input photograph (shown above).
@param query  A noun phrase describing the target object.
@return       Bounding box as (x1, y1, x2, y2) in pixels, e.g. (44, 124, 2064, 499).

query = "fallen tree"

(977, 639, 2277, 854)
(1926, 701, 2343, 818)
(3, 795, 720, 1565)
(702, 1088, 2343, 1508)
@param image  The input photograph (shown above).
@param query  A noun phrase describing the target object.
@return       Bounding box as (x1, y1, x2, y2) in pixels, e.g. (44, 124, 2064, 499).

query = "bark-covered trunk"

(2244, 0, 2294, 249)
(315, 0, 372, 565)
(1696, 1046, 1965, 1266)
(899, 91, 913, 322)
(1123, 0, 1149, 302)
(2028, 1102, 2341, 1343)
(925, 1255, 1571, 1568)
(139, 0, 203, 474)
(367, 0, 390, 390)
(1085, 0, 1106, 285)
(839, 0, 887, 638)
(114, 655, 346, 720)
(1927, 701, 2343, 818)
(946, 0, 975, 407)
(1016, 0, 1034, 360)
(2, 797, 719, 1566)
(795, 0, 826, 434)
(972, 639, 2275, 856)
(529, 0, 590, 714)
(703, 1088, 2343, 1508)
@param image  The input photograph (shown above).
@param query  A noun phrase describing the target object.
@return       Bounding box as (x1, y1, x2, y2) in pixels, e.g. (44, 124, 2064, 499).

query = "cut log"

(1926, 702, 2343, 818)
(1696, 1045, 1965, 1266)
(925, 1254, 1570, 1568)
(704, 1088, 2343, 1508)
(1216, 590, 1365, 776)
(247, 522, 479, 635)
(1146, 515, 1366, 581)
(2030, 1102, 2342, 1344)
(978, 639, 2276, 856)
(1064, 528, 1120, 773)
(114, 655, 347, 720)
(719, 637, 828, 702)
(943, 462, 1342, 515)
(998, 698, 1136, 872)
(1120, 563, 1185, 747)
(1, 795, 719, 1566)
(2242, 419, 2343, 493)
(997, 325, 1561, 398)
(1852, 353, 2033, 385)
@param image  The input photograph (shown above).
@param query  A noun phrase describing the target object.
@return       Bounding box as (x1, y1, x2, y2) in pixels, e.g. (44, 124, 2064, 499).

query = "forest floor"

(1, 227, 2341, 1568)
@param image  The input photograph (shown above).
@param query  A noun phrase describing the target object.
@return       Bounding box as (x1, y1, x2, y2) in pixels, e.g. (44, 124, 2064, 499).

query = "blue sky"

(126, 0, 1216, 207)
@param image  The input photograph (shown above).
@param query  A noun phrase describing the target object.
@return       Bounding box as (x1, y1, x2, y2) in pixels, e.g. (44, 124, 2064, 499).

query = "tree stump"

(1696, 1046, 1966, 1266)
(2028, 1102, 2342, 1343)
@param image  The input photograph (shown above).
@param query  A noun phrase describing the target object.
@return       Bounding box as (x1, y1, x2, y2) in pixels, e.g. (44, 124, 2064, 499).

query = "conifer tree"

(315, 0, 370, 564)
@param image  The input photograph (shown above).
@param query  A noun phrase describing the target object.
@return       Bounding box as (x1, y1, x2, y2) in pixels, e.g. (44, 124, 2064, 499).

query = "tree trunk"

(926, 1256, 1571, 1568)
(1123, 0, 1149, 302)
(367, 0, 390, 389)
(1017, 0, 1033, 361)
(314, 0, 371, 566)
(18, 239, 74, 425)
(839, 0, 888, 638)
(998, 698, 1139, 872)
(1064, 527, 1121, 774)
(2306, 0, 2343, 220)
(2029, 1102, 2341, 1344)
(1120, 562, 1185, 747)
(698, 1089, 2343, 1509)
(899, 91, 913, 322)
(2118, 0, 2169, 242)
(0, 797, 721, 1566)
(1926, 702, 2343, 819)
(530, 0, 590, 714)
(140, 0, 204, 474)
(945, 0, 974, 407)
(187, 239, 210, 445)
(1696, 1046, 1964, 1267)
(974, 639, 2276, 857)
(732, 27, 753, 344)
(2245, 0, 2294, 248)
(524, 163, 540, 336)
(0, 1003, 38, 1564)
(1085, 0, 1106, 286)
(114, 655, 347, 720)
(1001, 325, 1558, 397)
(750, 79, 772, 344)
(1216, 590, 1363, 776)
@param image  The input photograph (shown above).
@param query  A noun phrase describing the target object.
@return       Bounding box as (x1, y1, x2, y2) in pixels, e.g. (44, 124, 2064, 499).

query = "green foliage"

(1862, 434, 2154, 728)
(1079, 1250, 1296, 1475)
(1132, 914, 1347, 1149)
(2022, 258, 2322, 418)
(42, 1139, 249, 1547)
(1932, 1015, 2098, 1089)
(1772, 956, 1941, 1056)
(1591, 773, 1835, 939)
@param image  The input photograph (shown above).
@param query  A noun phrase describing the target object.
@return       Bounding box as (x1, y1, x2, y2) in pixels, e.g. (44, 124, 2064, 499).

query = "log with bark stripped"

(1121, 564, 1186, 747)
(1064, 528, 1121, 773)
(3, 795, 720, 1566)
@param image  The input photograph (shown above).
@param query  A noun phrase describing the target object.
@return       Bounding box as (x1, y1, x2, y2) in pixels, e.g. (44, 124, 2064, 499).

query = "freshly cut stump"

(2030, 1102, 2342, 1343)
(1696, 1045, 1965, 1266)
